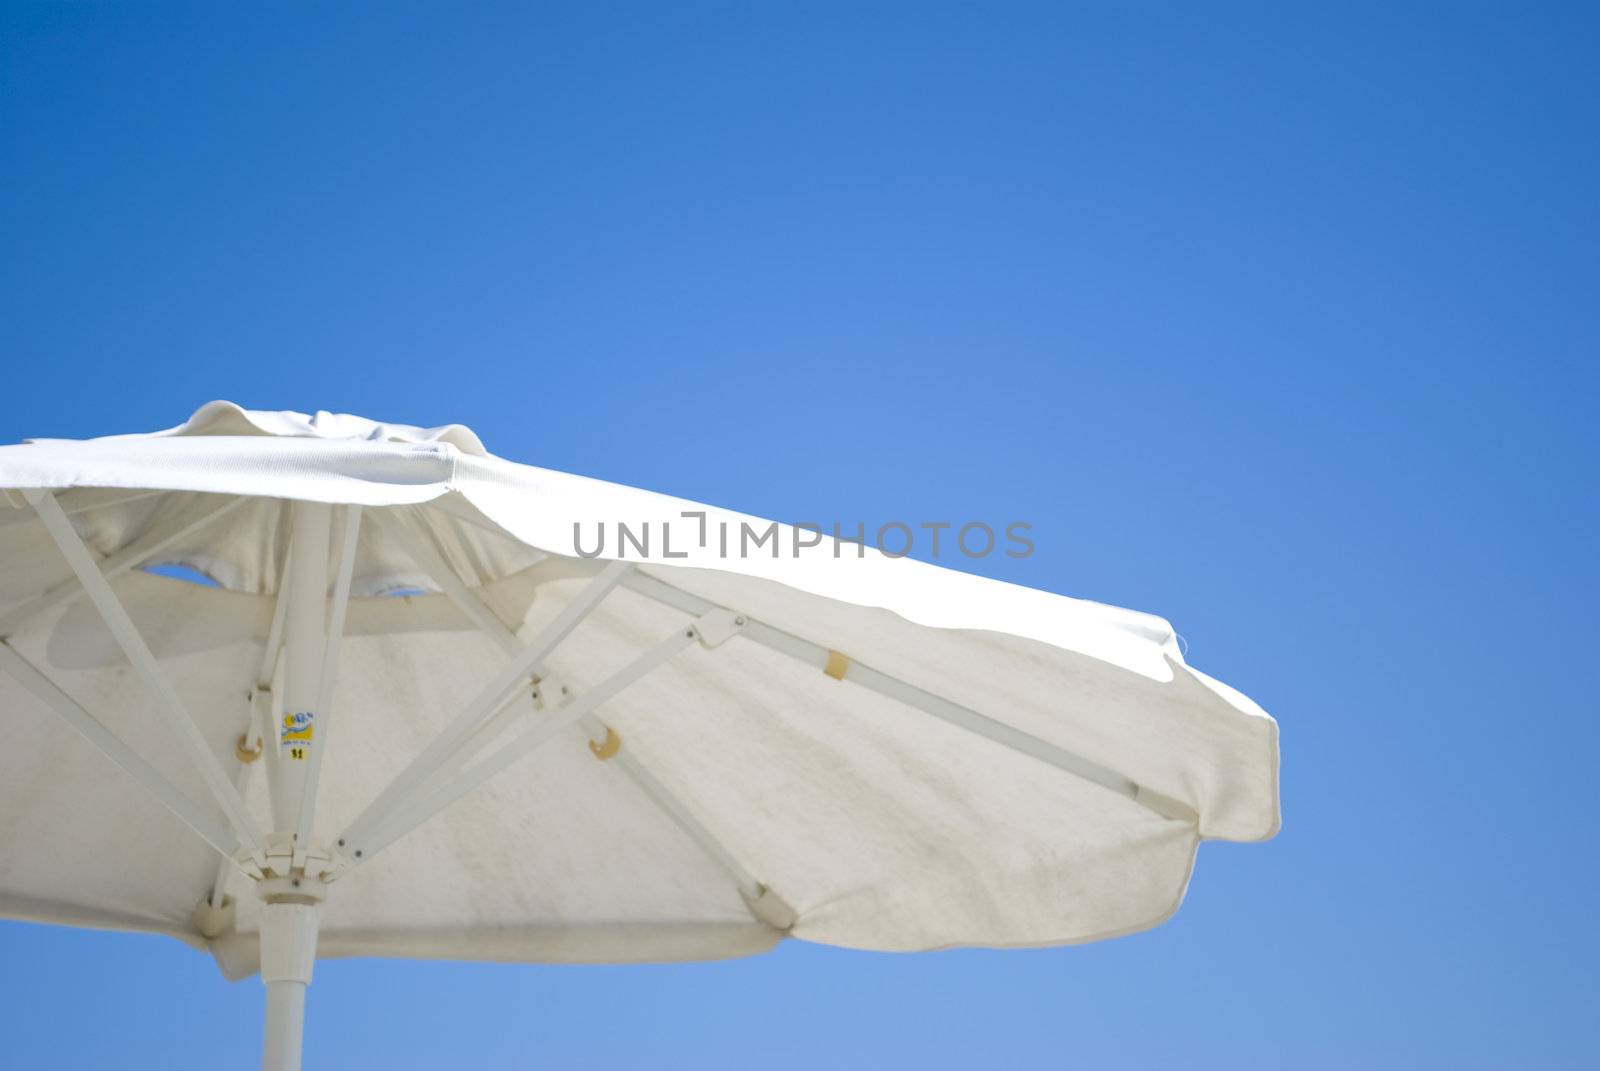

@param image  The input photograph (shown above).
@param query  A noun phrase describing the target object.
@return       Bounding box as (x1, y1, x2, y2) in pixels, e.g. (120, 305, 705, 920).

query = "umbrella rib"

(334, 557, 635, 853)
(376, 514, 781, 911)
(258, 522, 294, 690)
(366, 507, 550, 798)
(59, 488, 171, 514)
(23, 490, 269, 863)
(615, 570, 1190, 821)
(0, 639, 247, 867)
(0, 493, 250, 638)
(208, 755, 259, 908)
(603, 744, 768, 900)
(0, 487, 169, 530)
(375, 507, 512, 638)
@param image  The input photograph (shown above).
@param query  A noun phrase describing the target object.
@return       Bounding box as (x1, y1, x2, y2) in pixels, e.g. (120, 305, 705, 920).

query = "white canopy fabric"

(0, 401, 1279, 982)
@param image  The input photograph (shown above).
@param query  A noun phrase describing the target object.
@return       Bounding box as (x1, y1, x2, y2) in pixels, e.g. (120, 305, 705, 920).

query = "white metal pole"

(262, 983, 306, 1071)
(292, 505, 361, 867)
(273, 501, 330, 830)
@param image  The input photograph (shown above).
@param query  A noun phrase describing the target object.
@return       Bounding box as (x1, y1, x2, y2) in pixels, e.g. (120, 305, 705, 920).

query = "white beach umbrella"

(0, 402, 1278, 1069)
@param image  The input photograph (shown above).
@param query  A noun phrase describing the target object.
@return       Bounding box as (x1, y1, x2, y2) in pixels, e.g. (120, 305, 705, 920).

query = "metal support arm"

(0, 494, 248, 638)
(338, 614, 720, 867)
(374, 514, 781, 911)
(26, 490, 267, 860)
(0, 638, 246, 866)
(335, 558, 633, 855)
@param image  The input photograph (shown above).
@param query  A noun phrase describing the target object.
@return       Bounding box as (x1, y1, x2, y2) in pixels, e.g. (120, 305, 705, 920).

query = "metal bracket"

(256, 831, 337, 889)
(530, 674, 569, 711)
(690, 608, 745, 649)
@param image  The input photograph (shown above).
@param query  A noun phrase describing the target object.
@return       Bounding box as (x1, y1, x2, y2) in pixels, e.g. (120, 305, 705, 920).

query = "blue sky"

(2, 3, 1596, 1067)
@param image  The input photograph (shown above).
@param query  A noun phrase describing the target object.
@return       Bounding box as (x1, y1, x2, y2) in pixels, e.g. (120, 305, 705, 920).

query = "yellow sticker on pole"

(281, 712, 314, 760)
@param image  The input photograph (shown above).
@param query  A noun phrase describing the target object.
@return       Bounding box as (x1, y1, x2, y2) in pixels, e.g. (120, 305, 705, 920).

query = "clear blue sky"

(2, 3, 1595, 1067)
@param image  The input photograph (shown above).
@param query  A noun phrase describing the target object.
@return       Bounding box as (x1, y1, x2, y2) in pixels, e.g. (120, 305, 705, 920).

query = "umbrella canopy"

(0, 402, 1278, 1067)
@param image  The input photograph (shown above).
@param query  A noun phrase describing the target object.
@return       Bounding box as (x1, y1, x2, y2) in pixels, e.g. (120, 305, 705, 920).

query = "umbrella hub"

(255, 831, 338, 891)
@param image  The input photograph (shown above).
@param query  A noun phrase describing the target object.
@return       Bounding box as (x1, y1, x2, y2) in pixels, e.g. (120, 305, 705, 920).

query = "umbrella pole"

(260, 501, 332, 1071)
(263, 983, 305, 1071)
(260, 901, 319, 1071)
